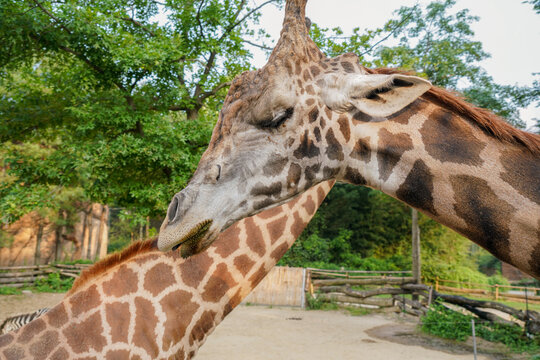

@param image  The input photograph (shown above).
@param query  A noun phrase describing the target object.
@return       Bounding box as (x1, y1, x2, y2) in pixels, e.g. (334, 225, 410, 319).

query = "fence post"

(495, 284, 499, 301)
(471, 319, 477, 360)
(435, 277, 439, 292)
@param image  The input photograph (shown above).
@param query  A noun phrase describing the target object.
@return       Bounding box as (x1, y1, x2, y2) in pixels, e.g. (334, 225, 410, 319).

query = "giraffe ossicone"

(0, 181, 334, 359)
(159, 0, 540, 279)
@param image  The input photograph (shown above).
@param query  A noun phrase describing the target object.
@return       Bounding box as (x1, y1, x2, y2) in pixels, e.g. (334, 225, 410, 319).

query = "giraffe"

(0, 181, 333, 359)
(158, 0, 540, 279)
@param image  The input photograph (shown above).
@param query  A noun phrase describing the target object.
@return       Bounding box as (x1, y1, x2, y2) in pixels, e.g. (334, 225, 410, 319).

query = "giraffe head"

(158, 0, 431, 254)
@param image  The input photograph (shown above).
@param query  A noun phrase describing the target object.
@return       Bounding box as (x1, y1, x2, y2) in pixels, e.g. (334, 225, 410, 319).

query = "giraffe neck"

(0, 181, 333, 360)
(338, 98, 540, 278)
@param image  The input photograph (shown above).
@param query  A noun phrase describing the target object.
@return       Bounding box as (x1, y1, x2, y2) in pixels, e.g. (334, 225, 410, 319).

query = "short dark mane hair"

(367, 67, 540, 154)
(68, 238, 158, 294)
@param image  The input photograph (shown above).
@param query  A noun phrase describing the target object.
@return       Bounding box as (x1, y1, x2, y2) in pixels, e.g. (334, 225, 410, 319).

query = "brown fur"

(69, 238, 158, 294)
(366, 67, 540, 154)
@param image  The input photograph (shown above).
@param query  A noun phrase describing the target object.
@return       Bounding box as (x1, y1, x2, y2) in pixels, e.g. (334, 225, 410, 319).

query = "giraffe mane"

(367, 67, 540, 154)
(68, 237, 158, 294)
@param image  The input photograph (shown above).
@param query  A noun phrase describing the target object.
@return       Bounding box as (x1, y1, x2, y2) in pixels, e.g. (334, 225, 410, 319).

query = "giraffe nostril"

(167, 196, 179, 224)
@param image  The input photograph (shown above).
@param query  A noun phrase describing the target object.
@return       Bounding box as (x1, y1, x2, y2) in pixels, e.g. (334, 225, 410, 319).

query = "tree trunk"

(94, 205, 108, 260)
(34, 223, 43, 265)
(187, 108, 200, 120)
(80, 208, 89, 260)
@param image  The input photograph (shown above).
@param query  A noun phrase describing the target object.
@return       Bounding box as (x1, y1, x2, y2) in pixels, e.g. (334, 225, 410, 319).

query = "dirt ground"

(0, 293, 517, 359)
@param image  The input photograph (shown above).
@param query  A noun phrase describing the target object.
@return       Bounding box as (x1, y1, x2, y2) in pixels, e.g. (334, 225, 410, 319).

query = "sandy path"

(1, 294, 497, 359)
(0, 292, 65, 321)
(197, 306, 492, 360)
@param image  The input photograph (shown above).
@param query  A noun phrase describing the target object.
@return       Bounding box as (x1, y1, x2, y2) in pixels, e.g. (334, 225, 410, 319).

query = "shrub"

(421, 302, 540, 354)
(34, 272, 74, 293)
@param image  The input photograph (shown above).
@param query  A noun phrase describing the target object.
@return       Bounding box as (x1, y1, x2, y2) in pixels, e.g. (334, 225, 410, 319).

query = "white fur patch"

(321, 73, 431, 117)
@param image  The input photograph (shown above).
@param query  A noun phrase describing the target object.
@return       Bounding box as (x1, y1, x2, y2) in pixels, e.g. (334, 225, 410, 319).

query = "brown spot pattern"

(308, 108, 319, 123)
(377, 129, 413, 182)
(314, 127, 321, 142)
(325, 128, 344, 161)
(102, 265, 138, 297)
(337, 115, 351, 142)
(251, 182, 282, 198)
(215, 225, 241, 257)
(133, 297, 159, 358)
(105, 350, 130, 360)
(396, 160, 437, 215)
(344, 166, 367, 185)
(449, 175, 514, 263)
(46, 304, 68, 328)
(310, 66, 320, 77)
(294, 130, 320, 159)
(499, 148, 540, 205)
(245, 217, 266, 257)
(350, 137, 371, 162)
(3, 346, 24, 360)
(287, 163, 302, 189)
(263, 155, 289, 177)
(305, 163, 321, 182)
(234, 255, 256, 276)
(63, 312, 106, 354)
(105, 302, 130, 343)
(29, 330, 58, 359)
(531, 221, 540, 275)
(189, 310, 216, 346)
(69, 284, 101, 317)
(178, 251, 213, 288)
(202, 263, 238, 302)
(223, 290, 243, 318)
(17, 318, 45, 344)
(50, 348, 69, 360)
(144, 263, 176, 296)
(271, 242, 291, 261)
(304, 196, 316, 215)
(267, 216, 288, 244)
(248, 264, 267, 289)
(421, 108, 486, 165)
(290, 211, 306, 238)
(160, 290, 199, 351)
(341, 61, 354, 73)
(0, 334, 13, 348)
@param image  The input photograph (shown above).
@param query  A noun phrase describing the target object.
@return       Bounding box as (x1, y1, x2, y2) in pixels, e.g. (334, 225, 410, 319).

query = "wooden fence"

(0, 264, 91, 288)
(432, 278, 540, 304)
(244, 266, 306, 307)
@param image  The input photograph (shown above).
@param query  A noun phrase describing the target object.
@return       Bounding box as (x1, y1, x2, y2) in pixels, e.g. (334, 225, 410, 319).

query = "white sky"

(250, 0, 540, 129)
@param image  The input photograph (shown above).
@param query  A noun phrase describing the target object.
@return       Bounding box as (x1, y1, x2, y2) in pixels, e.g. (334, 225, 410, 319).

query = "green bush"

(421, 302, 540, 354)
(0, 286, 21, 295)
(34, 272, 74, 293)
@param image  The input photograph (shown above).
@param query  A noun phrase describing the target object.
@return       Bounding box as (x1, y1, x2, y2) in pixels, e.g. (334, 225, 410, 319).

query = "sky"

(248, 0, 540, 130)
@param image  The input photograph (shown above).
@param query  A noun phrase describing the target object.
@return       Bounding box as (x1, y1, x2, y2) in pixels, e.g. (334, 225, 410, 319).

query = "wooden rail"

(432, 277, 540, 304)
(0, 264, 91, 288)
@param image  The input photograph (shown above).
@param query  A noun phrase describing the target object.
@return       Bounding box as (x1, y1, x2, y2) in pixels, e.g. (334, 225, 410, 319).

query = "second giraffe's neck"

(0, 181, 333, 360)
(340, 99, 540, 278)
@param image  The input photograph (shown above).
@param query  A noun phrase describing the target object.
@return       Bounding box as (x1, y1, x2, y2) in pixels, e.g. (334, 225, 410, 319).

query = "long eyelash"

(260, 107, 294, 128)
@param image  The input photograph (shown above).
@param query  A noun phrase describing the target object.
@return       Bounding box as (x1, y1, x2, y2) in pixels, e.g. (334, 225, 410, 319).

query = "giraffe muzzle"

(158, 219, 213, 254)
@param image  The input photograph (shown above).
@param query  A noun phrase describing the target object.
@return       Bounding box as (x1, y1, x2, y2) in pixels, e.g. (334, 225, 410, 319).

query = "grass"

(0, 272, 74, 295)
(421, 302, 540, 356)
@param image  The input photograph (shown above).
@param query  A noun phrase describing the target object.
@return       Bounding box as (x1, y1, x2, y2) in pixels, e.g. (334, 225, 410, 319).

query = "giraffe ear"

(321, 73, 431, 117)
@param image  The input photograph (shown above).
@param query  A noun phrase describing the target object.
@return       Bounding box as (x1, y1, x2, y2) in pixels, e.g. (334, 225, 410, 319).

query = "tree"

(311, 0, 537, 127)
(0, 0, 280, 223)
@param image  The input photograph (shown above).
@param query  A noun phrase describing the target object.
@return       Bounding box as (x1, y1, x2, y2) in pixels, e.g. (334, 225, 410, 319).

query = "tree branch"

(242, 39, 272, 51)
(32, 0, 72, 34)
(119, 16, 156, 37)
(200, 81, 232, 100)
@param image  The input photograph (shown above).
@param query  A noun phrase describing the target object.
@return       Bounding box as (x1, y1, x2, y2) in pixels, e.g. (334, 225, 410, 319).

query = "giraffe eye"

(259, 107, 294, 128)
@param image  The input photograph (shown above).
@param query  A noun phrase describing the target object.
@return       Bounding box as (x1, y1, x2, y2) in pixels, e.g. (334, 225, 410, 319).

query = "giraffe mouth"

(171, 219, 213, 252)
